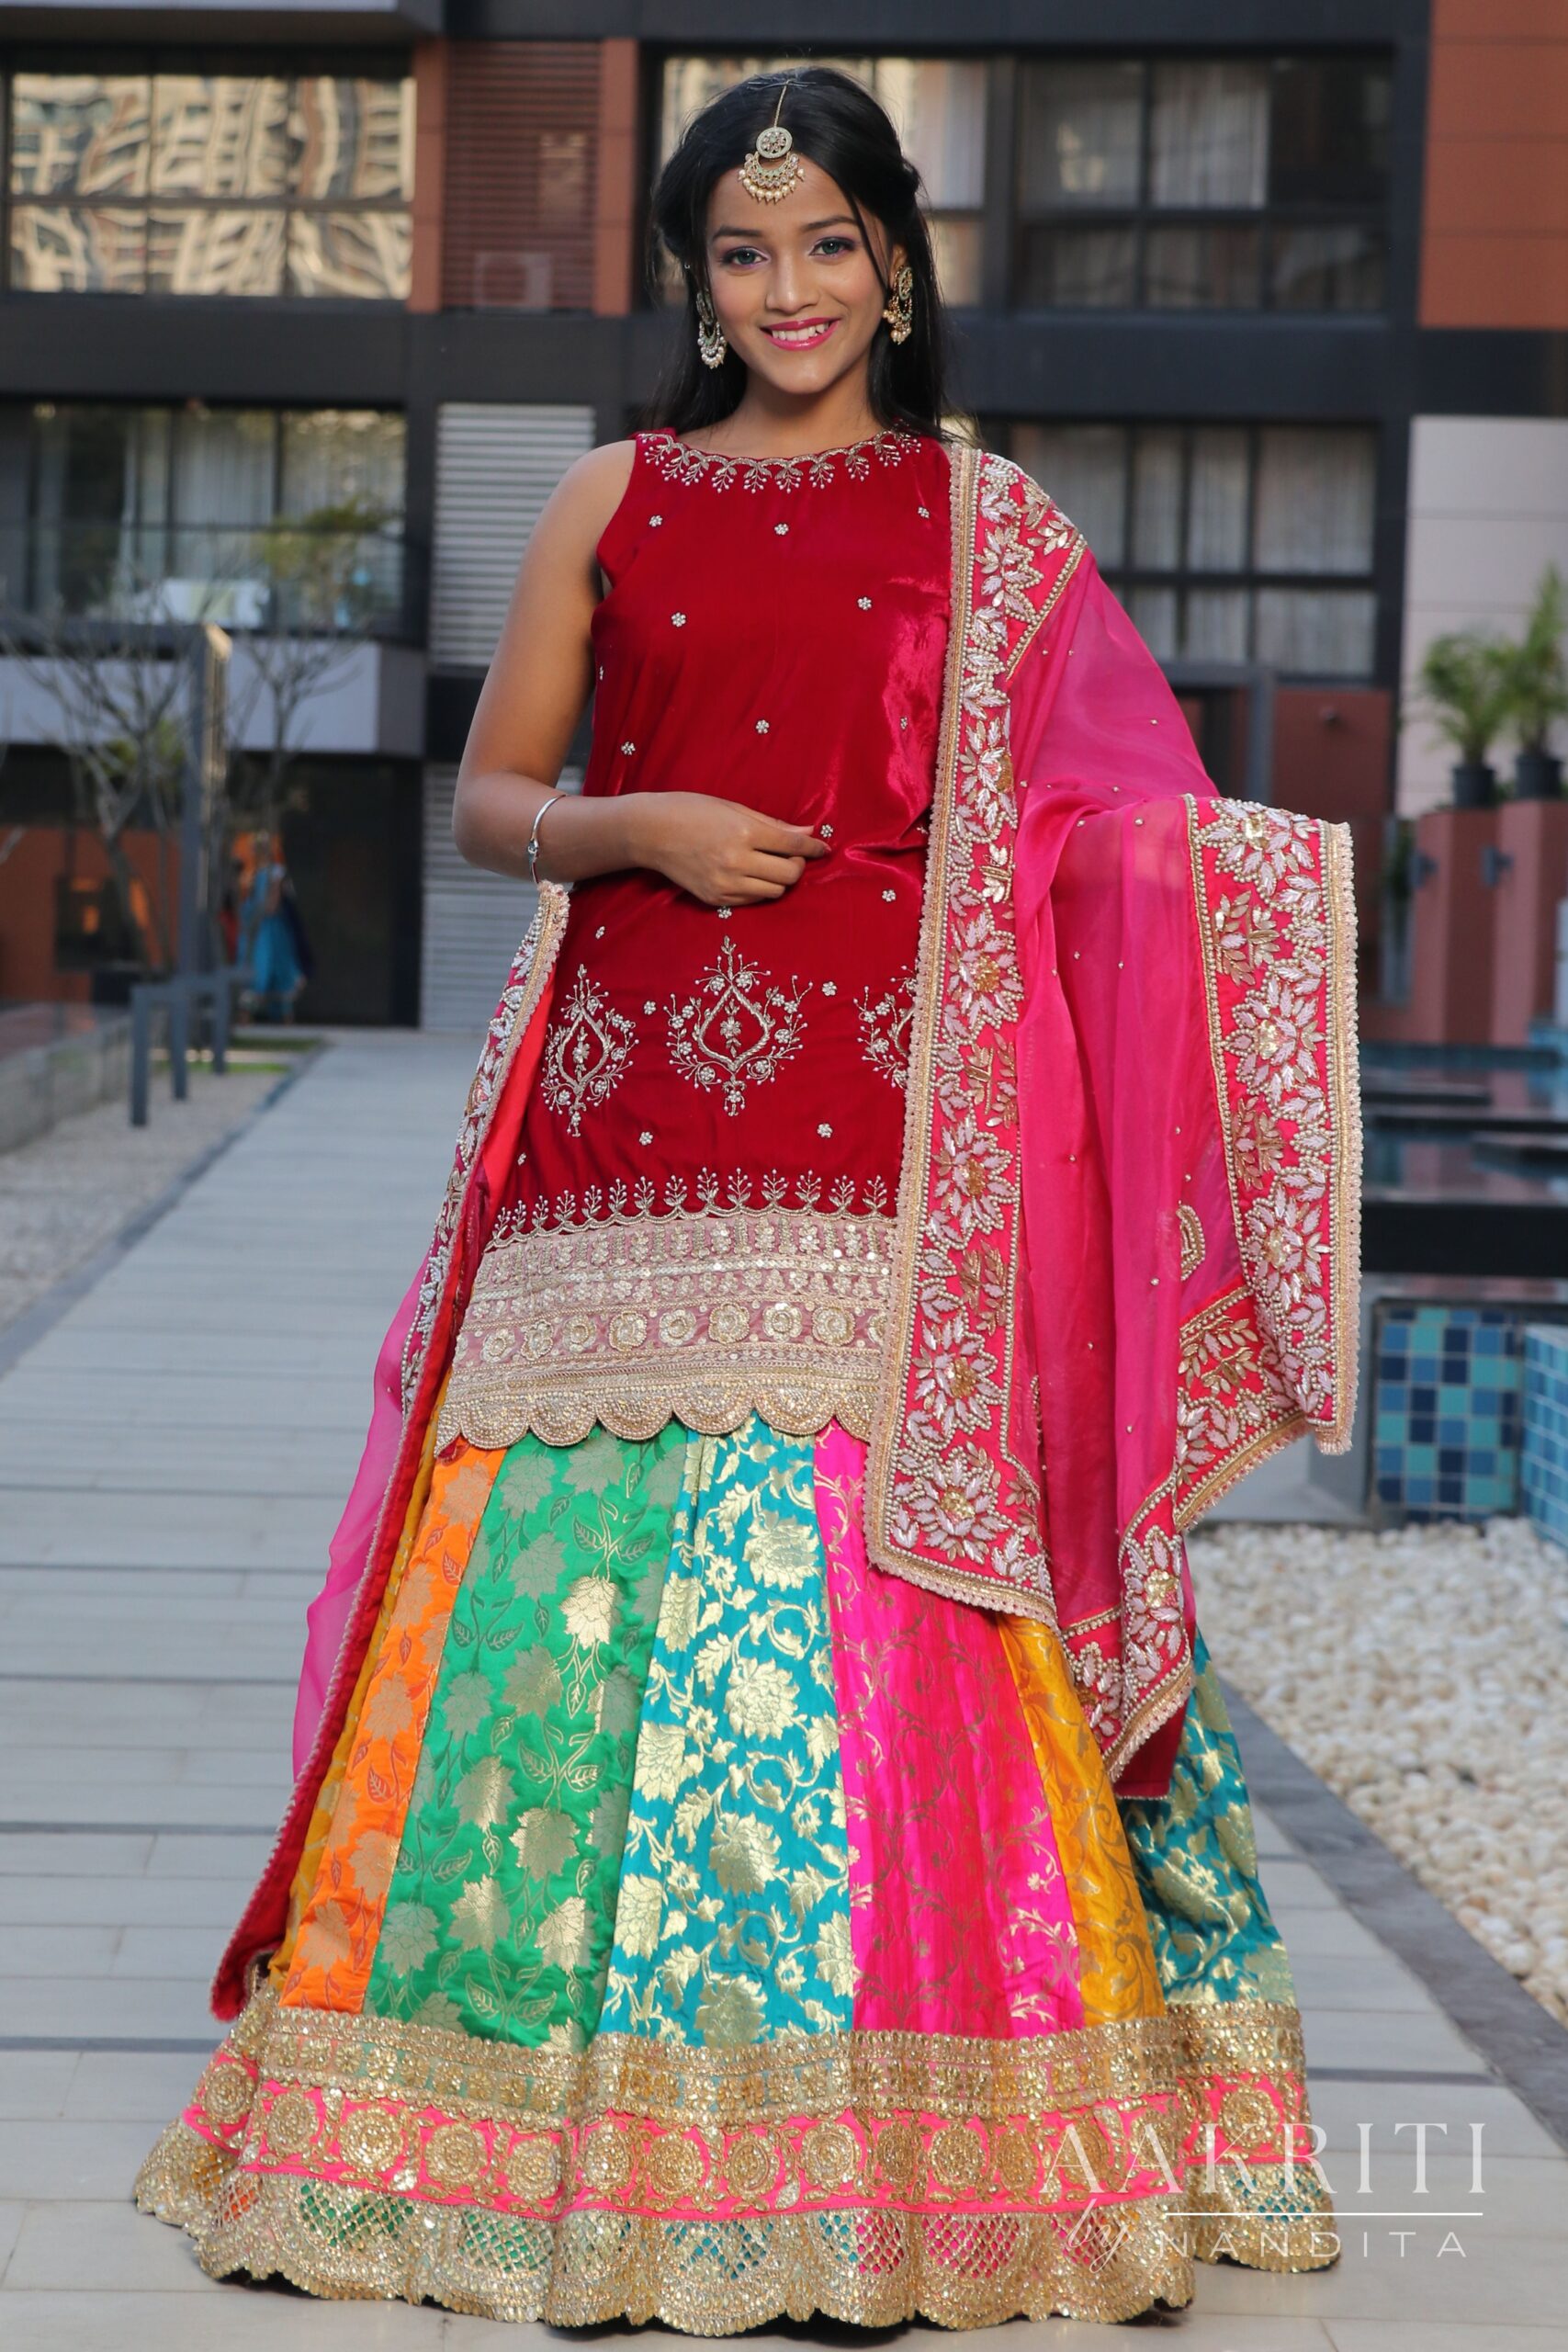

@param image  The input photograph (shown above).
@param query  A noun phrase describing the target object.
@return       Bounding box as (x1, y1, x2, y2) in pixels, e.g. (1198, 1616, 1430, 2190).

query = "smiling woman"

(134, 63, 1359, 2338)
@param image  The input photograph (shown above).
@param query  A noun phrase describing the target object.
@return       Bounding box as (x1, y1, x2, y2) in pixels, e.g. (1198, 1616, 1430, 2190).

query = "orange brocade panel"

(278, 1445, 501, 2016)
(442, 42, 600, 311)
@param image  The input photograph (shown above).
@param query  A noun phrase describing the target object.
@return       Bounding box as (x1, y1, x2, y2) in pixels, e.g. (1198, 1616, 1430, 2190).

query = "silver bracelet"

(526, 791, 562, 886)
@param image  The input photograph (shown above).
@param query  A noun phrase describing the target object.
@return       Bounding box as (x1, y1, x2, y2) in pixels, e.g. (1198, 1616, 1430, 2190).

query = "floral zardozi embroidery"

(666, 936, 810, 1116)
(871, 450, 1085, 1612)
(540, 968, 637, 1137)
(1178, 1203, 1206, 1282)
(1188, 798, 1354, 1446)
(856, 965, 916, 1088)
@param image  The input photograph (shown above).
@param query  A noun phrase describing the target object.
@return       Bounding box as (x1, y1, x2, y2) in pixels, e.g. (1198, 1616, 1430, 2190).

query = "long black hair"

(647, 67, 949, 441)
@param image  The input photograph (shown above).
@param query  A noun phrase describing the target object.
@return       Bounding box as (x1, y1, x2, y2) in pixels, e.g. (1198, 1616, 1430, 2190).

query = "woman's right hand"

(627, 791, 829, 905)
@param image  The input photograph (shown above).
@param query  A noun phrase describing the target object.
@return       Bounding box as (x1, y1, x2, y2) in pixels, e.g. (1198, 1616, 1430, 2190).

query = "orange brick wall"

(1422, 0, 1568, 327)
(0, 830, 174, 1005)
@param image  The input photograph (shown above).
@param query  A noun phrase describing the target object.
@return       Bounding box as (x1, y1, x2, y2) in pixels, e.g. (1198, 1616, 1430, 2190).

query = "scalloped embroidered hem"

(436, 1374, 879, 1451)
(133, 1994, 1337, 2331)
(134, 2122, 1337, 2328)
(439, 1205, 893, 1453)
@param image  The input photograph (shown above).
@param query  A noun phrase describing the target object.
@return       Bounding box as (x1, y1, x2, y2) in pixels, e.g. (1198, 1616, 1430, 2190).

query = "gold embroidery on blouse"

(644, 427, 920, 495)
(666, 935, 810, 1117)
(440, 1204, 893, 1451)
(856, 965, 915, 1089)
(539, 968, 637, 1136)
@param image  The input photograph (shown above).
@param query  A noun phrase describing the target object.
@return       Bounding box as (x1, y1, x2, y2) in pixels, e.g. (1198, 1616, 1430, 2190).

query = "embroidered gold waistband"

(439, 1207, 894, 1452)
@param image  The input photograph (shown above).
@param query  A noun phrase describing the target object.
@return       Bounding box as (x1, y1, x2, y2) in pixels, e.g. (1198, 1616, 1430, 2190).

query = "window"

(1016, 54, 1390, 311)
(1011, 421, 1378, 678)
(6, 66, 413, 297)
(10, 403, 408, 632)
(659, 56, 987, 305)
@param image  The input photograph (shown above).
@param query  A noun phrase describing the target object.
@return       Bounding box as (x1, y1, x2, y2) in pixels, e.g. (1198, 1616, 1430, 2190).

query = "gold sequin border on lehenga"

(438, 1205, 894, 1450)
(134, 1991, 1337, 2329)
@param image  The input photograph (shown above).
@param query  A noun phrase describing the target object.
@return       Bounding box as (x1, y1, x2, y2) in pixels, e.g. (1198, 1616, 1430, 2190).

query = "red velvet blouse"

(502, 427, 953, 1232)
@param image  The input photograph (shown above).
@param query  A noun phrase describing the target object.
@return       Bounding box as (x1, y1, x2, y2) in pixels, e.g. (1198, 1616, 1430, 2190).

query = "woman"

(137, 70, 1359, 2329)
(237, 833, 308, 1023)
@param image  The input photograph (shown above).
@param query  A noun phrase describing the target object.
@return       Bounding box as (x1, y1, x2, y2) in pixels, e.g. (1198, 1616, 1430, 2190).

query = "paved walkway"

(0, 1034, 1563, 2351)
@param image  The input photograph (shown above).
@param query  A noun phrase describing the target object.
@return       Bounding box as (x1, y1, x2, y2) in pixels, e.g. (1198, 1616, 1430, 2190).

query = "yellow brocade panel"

(268, 1406, 447, 1991)
(278, 1439, 502, 2015)
(998, 1617, 1165, 2025)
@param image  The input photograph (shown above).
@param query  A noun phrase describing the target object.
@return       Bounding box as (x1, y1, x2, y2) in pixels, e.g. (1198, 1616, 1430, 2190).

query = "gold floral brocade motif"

(440, 1205, 894, 1451)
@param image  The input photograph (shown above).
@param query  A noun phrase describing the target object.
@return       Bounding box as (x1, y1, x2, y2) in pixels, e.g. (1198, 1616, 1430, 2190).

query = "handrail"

(129, 969, 246, 1127)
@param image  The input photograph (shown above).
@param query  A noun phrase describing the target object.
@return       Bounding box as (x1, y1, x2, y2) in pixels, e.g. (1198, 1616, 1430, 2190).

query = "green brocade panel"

(363, 1425, 686, 2048)
(1118, 1634, 1295, 2007)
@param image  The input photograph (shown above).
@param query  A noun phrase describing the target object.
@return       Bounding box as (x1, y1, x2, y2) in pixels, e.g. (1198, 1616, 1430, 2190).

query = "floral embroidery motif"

(539, 968, 637, 1137)
(856, 965, 915, 1089)
(869, 449, 1086, 1615)
(1178, 1203, 1206, 1282)
(1174, 1286, 1299, 1521)
(1187, 801, 1359, 1452)
(643, 427, 917, 494)
(666, 936, 810, 1117)
(442, 1205, 894, 1453)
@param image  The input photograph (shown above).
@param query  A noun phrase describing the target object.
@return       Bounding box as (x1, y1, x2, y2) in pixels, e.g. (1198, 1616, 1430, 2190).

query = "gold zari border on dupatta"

(866, 445, 1087, 1628)
(400, 883, 572, 1411)
(438, 1205, 893, 1450)
(136, 1992, 1335, 2330)
(1183, 799, 1361, 1476)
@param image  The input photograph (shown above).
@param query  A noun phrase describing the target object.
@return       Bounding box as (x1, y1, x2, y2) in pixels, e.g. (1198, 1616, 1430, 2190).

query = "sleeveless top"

(440, 426, 953, 1453)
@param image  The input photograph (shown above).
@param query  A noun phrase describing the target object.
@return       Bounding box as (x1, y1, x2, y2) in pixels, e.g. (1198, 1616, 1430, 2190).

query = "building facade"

(0, 1, 1563, 1026)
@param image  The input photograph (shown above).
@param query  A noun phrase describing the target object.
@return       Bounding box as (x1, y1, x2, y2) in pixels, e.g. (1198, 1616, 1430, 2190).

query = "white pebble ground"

(1191, 1515, 1568, 2026)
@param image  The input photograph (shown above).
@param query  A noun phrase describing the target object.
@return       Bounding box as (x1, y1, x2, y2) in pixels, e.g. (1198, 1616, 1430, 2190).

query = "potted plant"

(1499, 565, 1568, 799)
(1415, 628, 1513, 808)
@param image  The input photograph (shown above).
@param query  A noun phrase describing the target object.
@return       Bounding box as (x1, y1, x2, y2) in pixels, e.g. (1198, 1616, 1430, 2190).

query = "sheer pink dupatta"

(291, 1267, 423, 1774)
(1010, 554, 1358, 1792)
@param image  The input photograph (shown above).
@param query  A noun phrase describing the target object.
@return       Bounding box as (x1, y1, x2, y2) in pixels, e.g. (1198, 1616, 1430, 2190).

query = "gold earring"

(694, 285, 728, 369)
(882, 262, 915, 345)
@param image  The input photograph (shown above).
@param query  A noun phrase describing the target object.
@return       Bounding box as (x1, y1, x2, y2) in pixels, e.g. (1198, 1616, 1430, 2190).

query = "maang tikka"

(739, 83, 806, 205)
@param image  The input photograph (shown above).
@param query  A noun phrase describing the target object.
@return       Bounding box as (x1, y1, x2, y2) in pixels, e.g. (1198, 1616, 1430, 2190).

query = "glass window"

(1015, 51, 1390, 313)
(281, 410, 405, 518)
(1131, 429, 1183, 570)
(1269, 57, 1391, 207)
(1017, 60, 1143, 209)
(658, 56, 986, 305)
(1145, 221, 1261, 310)
(288, 77, 412, 202)
(20, 401, 407, 629)
(10, 74, 150, 197)
(147, 209, 286, 298)
(1271, 220, 1385, 312)
(1150, 62, 1268, 209)
(1254, 426, 1376, 574)
(6, 65, 412, 299)
(1015, 223, 1136, 310)
(8, 207, 147, 294)
(1007, 419, 1378, 680)
(1186, 428, 1249, 571)
(150, 77, 289, 198)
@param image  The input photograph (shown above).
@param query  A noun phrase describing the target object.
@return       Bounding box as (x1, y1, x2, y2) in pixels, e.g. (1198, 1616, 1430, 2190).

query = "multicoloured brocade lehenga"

(136, 431, 1347, 2328)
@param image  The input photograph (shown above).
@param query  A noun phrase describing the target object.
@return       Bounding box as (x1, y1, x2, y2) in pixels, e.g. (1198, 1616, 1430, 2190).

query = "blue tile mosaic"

(1372, 1306, 1525, 1523)
(1523, 1326, 1568, 1554)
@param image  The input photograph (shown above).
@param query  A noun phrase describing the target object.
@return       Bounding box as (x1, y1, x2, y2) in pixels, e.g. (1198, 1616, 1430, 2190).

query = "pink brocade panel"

(813, 1424, 1084, 2040)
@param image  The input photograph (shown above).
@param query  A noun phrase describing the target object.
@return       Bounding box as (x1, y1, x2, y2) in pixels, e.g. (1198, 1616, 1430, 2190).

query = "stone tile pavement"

(0, 1033, 1564, 2351)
